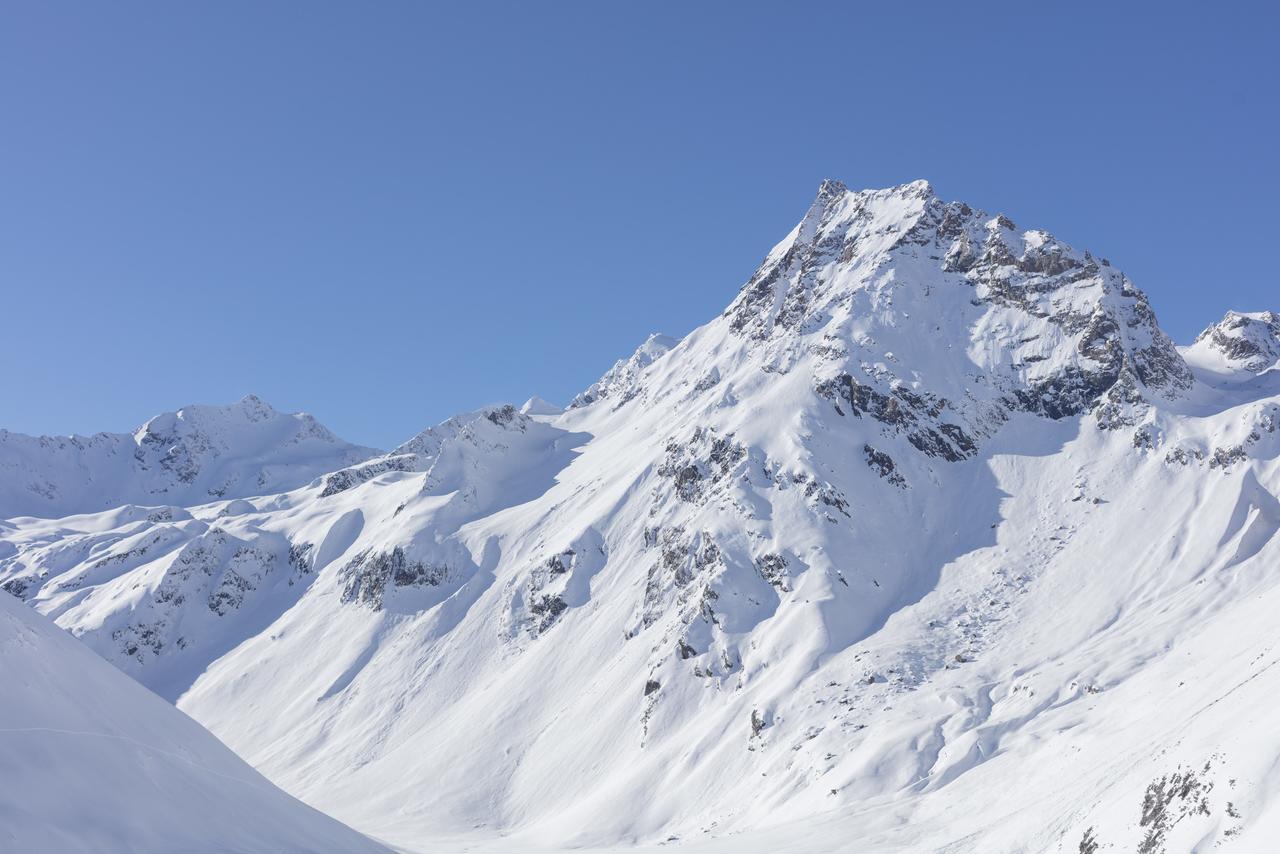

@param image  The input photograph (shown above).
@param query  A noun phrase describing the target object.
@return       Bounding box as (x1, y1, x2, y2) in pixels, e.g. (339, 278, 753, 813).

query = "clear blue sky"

(3, 2, 1277, 448)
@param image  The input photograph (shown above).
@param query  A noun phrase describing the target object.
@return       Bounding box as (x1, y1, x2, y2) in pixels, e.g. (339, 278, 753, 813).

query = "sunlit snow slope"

(4, 181, 1280, 853)
(0, 590, 389, 853)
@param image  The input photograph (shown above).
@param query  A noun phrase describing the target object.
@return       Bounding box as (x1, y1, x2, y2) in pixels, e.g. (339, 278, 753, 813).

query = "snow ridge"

(0, 394, 378, 520)
(3, 181, 1280, 854)
(570, 332, 678, 409)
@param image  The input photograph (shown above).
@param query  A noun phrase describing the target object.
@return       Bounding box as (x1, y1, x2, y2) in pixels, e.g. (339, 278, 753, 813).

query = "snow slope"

(0, 588, 389, 853)
(570, 332, 678, 409)
(4, 180, 1280, 853)
(0, 394, 378, 520)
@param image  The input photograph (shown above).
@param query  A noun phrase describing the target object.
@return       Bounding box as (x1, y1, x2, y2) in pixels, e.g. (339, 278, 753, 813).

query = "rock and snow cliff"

(3, 181, 1280, 853)
(570, 332, 679, 409)
(1184, 310, 1280, 378)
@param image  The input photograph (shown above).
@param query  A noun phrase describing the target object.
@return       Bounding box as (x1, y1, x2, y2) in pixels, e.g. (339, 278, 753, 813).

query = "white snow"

(0, 589, 389, 853)
(0, 394, 379, 521)
(570, 332, 678, 409)
(3, 181, 1280, 853)
(520, 396, 563, 416)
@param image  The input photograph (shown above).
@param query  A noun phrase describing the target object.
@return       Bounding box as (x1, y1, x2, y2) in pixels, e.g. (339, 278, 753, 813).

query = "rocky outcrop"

(710, 180, 1192, 444)
(320, 455, 417, 498)
(816, 373, 976, 462)
(571, 333, 677, 409)
(1187, 310, 1280, 374)
(339, 547, 451, 610)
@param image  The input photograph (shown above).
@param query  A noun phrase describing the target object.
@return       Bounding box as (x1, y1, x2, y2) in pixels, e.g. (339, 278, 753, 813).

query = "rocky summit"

(4, 181, 1280, 853)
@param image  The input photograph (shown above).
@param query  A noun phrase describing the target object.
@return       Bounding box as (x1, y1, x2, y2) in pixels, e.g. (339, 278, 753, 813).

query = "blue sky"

(3, 2, 1277, 448)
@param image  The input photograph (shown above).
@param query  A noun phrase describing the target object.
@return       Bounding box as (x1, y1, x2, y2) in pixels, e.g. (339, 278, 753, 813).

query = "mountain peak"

(805, 176, 933, 216)
(1186, 309, 1280, 375)
(7, 181, 1280, 854)
(638, 332, 678, 354)
(0, 398, 377, 520)
(720, 178, 1192, 429)
(233, 392, 276, 419)
(141, 394, 283, 438)
(520, 395, 563, 416)
(884, 177, 934, 198)
(815, 177, 848, 197)
(813, 177, 933, 199)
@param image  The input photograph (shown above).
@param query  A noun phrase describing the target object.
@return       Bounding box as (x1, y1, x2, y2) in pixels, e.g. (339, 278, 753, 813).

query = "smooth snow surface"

(0, 591, 389, 853)
(4, 181, 1280, 853)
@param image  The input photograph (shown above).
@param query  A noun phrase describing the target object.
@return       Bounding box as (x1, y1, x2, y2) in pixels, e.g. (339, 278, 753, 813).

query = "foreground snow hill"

(3, 179, 1280, 852)
(0, 591, 388, 853)
(0, 393, 379, 520)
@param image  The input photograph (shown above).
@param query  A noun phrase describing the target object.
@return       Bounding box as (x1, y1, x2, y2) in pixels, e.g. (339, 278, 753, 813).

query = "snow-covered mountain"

(4, 180, 1280, 853)
(571, 332, 678, 409)
(0, 394, 378, 520)
(1183, 310, 1280, 379)
(0, 586, 389, 853)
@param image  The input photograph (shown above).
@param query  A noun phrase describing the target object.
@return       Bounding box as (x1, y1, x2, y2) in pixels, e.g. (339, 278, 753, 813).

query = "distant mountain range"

(4, 180, 1279, 853)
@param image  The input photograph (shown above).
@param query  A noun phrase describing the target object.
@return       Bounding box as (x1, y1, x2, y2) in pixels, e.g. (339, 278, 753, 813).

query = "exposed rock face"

(815, 373, 975, 461)
(657, 428, 748, 503)
(4, 180, 1280, 854)
(320, 456, 418, 498)
(520, 550, 576, 634)
(340, 547, 451, 609)
(723, 179, 1191, 443)
(1187, 310, 1280, 374)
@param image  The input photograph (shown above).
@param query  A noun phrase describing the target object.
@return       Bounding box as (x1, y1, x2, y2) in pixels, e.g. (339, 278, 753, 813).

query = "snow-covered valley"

(3, 180, 1279, 853)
